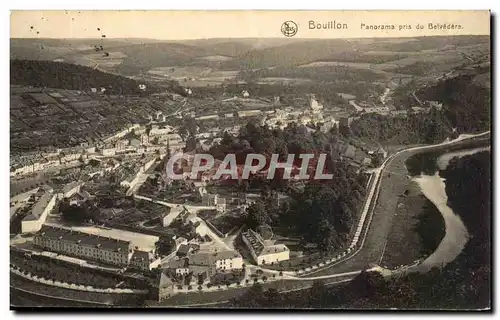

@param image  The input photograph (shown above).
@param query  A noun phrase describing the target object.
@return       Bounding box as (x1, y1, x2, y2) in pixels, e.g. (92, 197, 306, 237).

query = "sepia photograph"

(9, 10, 491, 310)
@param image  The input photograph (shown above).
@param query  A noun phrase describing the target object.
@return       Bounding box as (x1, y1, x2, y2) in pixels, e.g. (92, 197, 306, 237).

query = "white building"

(213, 250, 243, 271)
(242, 229, 290, 266)
(33, 225, 131, 267)
(21, 191, 57, 234)
(59, 181, 84, 199)
(102, 148, 117, 156)
(237, 110, 261, 118)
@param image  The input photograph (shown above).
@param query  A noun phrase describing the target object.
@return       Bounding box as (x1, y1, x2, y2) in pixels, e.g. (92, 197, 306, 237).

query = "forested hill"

(416, 74, 491, 133)
(10, 59, 183, 95)
(349, 72, 491, 145)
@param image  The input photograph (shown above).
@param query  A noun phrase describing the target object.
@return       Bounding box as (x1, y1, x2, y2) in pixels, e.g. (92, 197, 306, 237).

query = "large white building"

(242, 229, 290, 266)
(33, 225, 161, 271)
(21, 190, 57, 234)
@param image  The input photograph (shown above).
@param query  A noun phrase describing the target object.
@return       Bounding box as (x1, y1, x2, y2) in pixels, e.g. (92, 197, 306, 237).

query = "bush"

(198, 286, 202, 291)
(262, 276, 267, 282)
(177, 285, 183, 289)
(188, 285, 192, 290)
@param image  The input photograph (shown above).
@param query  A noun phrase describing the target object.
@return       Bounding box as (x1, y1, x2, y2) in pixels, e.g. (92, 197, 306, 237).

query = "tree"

(308, 280, 329, 308)
(155, 236, 175, 256)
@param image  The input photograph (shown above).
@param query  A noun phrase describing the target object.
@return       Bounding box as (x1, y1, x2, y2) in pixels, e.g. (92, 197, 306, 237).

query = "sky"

(10, 10, 490, 40)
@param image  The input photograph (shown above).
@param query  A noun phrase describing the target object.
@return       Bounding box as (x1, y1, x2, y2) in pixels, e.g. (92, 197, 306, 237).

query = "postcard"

(10, 10, 491, 310)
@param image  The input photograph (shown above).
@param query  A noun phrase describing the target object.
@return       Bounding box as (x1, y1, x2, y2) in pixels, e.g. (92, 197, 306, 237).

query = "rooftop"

(36, 225, 131, 253)
(61, 225, 159, 252)
(242, 229, 265, 256)
(22, 191, 54, 222)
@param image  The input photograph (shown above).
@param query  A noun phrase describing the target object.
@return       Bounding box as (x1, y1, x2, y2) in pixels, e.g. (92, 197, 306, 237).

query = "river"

(412, 148, 490, 272)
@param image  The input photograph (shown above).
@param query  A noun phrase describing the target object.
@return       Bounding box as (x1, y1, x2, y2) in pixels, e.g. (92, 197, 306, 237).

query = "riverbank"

(413, 174, 469, 272)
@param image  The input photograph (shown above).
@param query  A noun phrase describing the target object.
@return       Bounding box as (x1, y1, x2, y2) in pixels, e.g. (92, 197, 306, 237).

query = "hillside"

(10, 59, 170, 95)
(416, 73, 491, 133)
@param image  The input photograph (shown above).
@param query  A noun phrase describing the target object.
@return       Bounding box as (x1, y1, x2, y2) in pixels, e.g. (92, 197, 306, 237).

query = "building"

(156, 272, 175, 301)
(310, 96, 324, 113)
(129, 249, 162, 271)
(212, 250, 243, 271)
(34, 225, 131, 267)
(33, 225, 161, 270)
(242, 229, 290, 265)
(237, 110, 261, 118)
(188, 250, 243, 272)
(167, 257, 190, 276)
(59, 181, 84, 199)
(320, 119, 339, 133)
(363, 106, 390, 115)
(21, 191, 57, 234)
(201, 193, 226, 212)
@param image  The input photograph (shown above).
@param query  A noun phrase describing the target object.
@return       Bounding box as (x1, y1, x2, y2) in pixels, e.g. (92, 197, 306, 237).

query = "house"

(156, 272, 175, 301)
(377, 147, 388, 159)
(353, 150, 372, 167)
(174, 236, 188, 250)
(189, 250, 243, 273)
(129, 249, 162, 271)
(212, 250, 243, 271)
(176, 244, 191, 257)
(102, 148, 116, 156)
(59, 181, 84, 199)
(320, 119, 339, 133)
(68, 190, 92, 206)
(167, 257, 190, 276)
(242, 229, 290, 266)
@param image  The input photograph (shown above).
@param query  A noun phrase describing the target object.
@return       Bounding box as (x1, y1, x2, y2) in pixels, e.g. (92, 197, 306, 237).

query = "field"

(196, 55, 233, 62)
(379, 181, 445, 269)
(257, 77, 312, 85)
(147, 66, 239, 87)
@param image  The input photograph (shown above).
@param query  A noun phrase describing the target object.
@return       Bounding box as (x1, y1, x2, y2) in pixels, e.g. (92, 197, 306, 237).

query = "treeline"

(237, 66, 385, 84)
(350, 107, 453, 144)
(10, 59, 185, 95)
(229, 151, 491, 309)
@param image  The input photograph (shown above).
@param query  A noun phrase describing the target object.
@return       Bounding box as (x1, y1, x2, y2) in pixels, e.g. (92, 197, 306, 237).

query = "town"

(9, 15, 491, 310)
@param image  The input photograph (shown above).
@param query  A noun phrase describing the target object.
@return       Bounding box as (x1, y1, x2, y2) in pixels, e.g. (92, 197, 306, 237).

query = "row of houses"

(10, 151, 87, 177)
